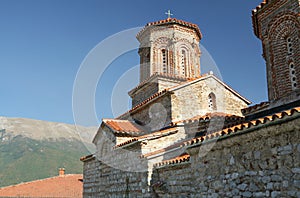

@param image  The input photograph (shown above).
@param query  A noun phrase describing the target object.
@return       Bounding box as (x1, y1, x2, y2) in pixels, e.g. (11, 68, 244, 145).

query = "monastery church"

(81, 1, 300, 197)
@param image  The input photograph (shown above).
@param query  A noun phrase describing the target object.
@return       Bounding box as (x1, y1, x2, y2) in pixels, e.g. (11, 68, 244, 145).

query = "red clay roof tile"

(184, 106, 300, 147)
(80, 154, 95, 162)
(137, 18, 202, 40)
(154, 153, 190, 168)
(0, 174, 83, 198)
(103, 119, 145, 135)
(144, 106, 300, 160)
(252, 0, 268, 14)
(242, 101, 270, 115)
(113, 127, 178, 149)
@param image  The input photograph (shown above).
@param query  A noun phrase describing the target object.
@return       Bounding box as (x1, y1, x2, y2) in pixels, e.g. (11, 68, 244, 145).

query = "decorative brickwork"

(132, 18, 202, 105)
(252, 0, 300, 102)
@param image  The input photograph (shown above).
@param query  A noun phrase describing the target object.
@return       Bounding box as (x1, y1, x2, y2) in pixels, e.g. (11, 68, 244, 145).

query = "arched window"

(289, 62, 297, 90)
(208, 93, 217, 111)
(162, 49, 167, 73)
(180, 49, 187, 76)
(287, 37, 293, 55)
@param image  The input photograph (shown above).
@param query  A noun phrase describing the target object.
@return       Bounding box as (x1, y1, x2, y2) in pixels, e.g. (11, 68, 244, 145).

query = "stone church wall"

(83, 158, 150, 198)
(152, 117, 300, 197)
(131, 94, 172, 131)
(131, 82, 159, 107)
(83, 143, 153, 198)
(171, 77, 248, 122)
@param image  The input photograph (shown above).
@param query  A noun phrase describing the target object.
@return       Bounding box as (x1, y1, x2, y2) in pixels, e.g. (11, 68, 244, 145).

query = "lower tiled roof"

(242, 101, 270, 115)
(0, 174, 83, 198)
(154, 153, 190, 168)
(80, 154, 95, 162)
(182, 107, 300, 147)
(114, 127, 178, 149)
(150, 106, 300, 167)
(103, 119, 146, 136)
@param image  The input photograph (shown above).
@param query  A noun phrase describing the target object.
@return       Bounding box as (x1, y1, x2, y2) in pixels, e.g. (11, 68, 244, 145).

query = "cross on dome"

(165, 10, 173, 19)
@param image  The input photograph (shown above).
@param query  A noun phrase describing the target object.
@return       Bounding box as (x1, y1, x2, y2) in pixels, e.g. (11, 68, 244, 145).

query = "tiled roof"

(154, 153, 190, 168)
(103, 119, 145, 136)
(147, 106, 300, 161)
(0, 174, 83, 198)
(252, 0, 269, 14)
(141, 140, 185, 159)
(252, 0, 272, 37)
(117, 89, 170, 119)
(80, 154, 95, 162)
(129, 72, 190, 97)
(119, 73, 251, 119)
(242, 101, 270, 115)
(137, 18, 202, 40)
(114, 127, 178, 149)
(182, 107, 300, 148)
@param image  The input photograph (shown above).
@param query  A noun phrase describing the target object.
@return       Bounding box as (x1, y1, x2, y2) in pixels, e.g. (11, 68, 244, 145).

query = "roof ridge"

(252, 0, 269, 15)
(137, 18, 202, 40)
(154, 153, 190, 168)
(117, 89, 170, 119)
(103, 118, 134, 123)
(113, 127, 178, 149)
(242, 101, 270, 114)
(183, 106, 300, 148)
(144, 106, 300, 158)
(129, 73, 191, 96)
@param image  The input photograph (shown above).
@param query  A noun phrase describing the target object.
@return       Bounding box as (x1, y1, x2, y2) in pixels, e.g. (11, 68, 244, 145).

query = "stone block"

(253, 192, 265, 197)
(294, 180, 300, 189)
(254, 151, 261, 159)
(231, 173, 239, 180)
(292, 168, 300, 174)
(282, 180, 289, 188)
(242, 191, 252, 197)
(271, 191, 281, 198)
(249, 183, 259, 192)
(266, 182, 273, 190)
(262, 176, 271, 183)
(271, 175, 282, 182)
(237, 183, 247, 191)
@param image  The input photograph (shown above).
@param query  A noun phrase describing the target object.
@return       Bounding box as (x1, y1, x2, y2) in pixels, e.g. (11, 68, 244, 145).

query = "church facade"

(81, 1, 300, 197)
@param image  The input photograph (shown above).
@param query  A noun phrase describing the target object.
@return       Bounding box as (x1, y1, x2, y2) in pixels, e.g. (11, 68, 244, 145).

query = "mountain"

(0, 116, 97, 187)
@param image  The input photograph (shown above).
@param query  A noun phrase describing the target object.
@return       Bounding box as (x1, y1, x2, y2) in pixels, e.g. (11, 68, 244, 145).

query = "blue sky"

(0, 0, 265, 125)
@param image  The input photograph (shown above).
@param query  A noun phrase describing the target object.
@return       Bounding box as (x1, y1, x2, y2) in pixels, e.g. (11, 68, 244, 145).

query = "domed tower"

(252, 0, 300, 104)
(129, 16, 202, 106)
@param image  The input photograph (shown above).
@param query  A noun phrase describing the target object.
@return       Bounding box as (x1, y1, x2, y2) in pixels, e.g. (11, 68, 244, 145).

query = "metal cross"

(165, 10, 173, 19)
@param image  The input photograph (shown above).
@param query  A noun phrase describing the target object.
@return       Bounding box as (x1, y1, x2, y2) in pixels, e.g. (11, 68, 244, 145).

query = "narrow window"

(289, 62, 297, 90)
(162, 49, 167, 73)
(181, 50, 187, 76)
(208, 93, 217, 111)
(287, 37, 293, 55)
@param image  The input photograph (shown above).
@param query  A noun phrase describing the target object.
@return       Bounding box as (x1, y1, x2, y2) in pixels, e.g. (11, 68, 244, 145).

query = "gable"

(92, 119, 146, 145)
(170, 74, 251, 105)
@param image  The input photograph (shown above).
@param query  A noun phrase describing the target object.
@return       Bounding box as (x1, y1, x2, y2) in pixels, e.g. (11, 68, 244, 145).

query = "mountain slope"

(0, 117, 97, 187)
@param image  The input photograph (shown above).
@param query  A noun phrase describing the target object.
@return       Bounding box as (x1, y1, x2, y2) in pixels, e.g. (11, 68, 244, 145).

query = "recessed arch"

(208, 92, 217, 111)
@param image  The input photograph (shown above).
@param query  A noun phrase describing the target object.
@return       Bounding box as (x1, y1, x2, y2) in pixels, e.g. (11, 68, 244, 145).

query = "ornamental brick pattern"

(252, 0, 300, 102)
